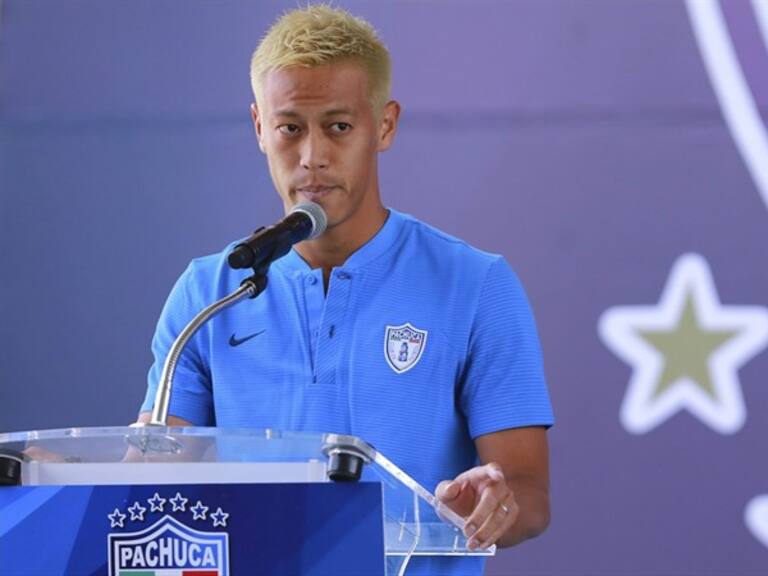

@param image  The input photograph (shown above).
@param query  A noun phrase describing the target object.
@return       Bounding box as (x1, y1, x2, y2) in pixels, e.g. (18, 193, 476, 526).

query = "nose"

(300, 130, 330, 171)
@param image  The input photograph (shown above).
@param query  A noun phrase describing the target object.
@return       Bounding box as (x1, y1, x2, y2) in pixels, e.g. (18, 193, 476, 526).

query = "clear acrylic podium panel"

(0, 426, 494, 573)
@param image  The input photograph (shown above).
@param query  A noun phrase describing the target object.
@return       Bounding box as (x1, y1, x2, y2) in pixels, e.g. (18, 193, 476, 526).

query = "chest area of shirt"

(207, 271, 469, 384)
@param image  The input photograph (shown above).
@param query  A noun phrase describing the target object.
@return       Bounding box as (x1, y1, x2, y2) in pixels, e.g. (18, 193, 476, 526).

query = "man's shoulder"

(172, 241, 246, 301)
(395, 210, 504, 270)
(184, 244, 236, 276)
(392, 211, 530, 307)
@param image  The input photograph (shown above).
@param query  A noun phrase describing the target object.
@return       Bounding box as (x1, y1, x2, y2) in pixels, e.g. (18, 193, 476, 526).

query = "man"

(139, 5, 553, 573)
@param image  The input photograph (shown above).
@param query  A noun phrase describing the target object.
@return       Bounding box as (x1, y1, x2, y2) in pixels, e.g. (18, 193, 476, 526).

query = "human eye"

(277, 124, 301, 135)
(329, 122, 352, 134)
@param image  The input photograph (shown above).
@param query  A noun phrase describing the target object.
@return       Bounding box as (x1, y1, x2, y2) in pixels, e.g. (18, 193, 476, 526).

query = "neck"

(295, 202, 388, 281)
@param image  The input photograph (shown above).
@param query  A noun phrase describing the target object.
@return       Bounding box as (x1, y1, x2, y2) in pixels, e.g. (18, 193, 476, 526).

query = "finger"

(486, 462, 505, 482)
(454, 462, 506, 488)
(436, 480, 475, 518)
(471, 516, 508, 550)
(22, 446, 65, 463)
(463, 479, 509, 540)
(471, 496, 519, 550)
(435, 479, 463, 502)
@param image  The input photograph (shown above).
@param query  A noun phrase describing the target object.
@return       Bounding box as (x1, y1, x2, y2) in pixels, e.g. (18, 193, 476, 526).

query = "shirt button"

(335, 271, 351, 280)
(307, 275, 318, 285)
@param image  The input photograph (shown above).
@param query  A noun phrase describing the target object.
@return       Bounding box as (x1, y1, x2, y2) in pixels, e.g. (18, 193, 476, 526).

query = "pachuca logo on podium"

(107, 491, 230, 576)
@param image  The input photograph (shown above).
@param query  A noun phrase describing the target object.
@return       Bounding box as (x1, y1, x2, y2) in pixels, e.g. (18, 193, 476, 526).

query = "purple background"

(1, 1, 767, 573)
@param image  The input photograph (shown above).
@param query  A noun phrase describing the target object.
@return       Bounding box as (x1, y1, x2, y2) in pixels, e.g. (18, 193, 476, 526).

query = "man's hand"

(435, 427, 551, 549)
(436, 462, 518, 550)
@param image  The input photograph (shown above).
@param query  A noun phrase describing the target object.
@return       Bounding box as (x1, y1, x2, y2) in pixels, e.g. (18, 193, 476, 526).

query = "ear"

(251, 102, 266, 153)
(376, 100, 401, 152)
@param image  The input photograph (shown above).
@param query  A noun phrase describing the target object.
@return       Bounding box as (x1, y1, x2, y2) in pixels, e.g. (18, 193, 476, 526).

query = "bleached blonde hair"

(250, 5, 392, 113)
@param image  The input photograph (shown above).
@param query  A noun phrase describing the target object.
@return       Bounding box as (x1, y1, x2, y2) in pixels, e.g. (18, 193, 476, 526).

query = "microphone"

(227, 201, 327, 270)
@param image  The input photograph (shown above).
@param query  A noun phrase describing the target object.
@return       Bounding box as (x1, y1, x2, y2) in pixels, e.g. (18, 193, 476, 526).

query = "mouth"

(296, 185, 338, 201)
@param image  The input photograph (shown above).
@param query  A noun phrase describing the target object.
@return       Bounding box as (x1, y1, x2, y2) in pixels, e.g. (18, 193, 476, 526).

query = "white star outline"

(108, 508, 126, 528)
(147, 492, 166, 513)
(127, 501, 147, 522)
(746, 495, 768, 549)
(190, 500, 209, 521)
(599, 253, 768, 434)
(107, 493, 229, 532)
(169, 492, 188, 512)
(210, 507, 229, 528)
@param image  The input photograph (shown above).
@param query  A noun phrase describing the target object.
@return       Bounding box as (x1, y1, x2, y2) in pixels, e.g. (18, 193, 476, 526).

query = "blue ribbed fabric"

(142, 208, 553, 575)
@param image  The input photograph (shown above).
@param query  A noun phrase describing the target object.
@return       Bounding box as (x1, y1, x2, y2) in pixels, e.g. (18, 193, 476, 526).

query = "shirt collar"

(274, 208, 406, 274)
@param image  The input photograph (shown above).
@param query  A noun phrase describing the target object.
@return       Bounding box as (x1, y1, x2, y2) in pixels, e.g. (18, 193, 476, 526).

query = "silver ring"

(499, 503, 509, 515)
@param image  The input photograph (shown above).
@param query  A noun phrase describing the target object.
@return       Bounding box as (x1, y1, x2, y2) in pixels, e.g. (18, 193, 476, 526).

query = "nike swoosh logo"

(228, 330, 266, 347)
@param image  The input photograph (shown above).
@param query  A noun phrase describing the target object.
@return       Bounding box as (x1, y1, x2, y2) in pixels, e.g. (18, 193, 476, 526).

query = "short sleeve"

(459, 257, 554, 439)
(140, 262, 215, 426)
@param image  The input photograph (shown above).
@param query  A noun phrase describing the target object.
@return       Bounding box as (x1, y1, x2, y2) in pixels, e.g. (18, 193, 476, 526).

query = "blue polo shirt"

(141, 208, 553, 574)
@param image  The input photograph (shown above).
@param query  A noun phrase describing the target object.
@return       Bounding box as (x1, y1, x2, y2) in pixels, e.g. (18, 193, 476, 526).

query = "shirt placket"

(302, 269, 324, 378)
(314, 269, 353, 386)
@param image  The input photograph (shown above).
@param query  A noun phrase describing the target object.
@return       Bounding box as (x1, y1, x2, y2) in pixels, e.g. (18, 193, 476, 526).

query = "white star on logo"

(147, 492, 166, 513)
(599, 253, 768, 434)
(746, 495, 768, 549)
(127, 501, 147, 522)
(169, 492, 188, 512)
(108, 508, 126, 528)
(210, 507, 229, 528)
(190, 500, 209, 521)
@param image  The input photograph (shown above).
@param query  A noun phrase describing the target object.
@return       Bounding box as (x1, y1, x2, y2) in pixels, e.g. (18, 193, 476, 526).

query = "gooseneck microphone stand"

(146, 262, 270, 428)
(127, 251, 282, 456)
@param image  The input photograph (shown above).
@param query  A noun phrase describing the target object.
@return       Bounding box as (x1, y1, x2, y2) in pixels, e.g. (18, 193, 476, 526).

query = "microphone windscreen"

(291, 201, 327, 240)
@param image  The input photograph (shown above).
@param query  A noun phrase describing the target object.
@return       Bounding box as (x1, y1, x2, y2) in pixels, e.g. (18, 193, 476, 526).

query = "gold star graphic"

(599, 254, 768, 434)
(638, 294, 739, 400)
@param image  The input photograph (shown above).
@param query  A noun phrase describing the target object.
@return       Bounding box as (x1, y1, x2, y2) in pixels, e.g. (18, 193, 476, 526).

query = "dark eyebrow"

(322, 108, 355, 117)
(272, 109, 301, 119)
(271, 108, 355, 119)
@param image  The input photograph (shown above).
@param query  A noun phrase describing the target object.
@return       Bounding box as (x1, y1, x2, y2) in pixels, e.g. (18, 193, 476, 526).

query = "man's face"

(252, 61, 398, 232)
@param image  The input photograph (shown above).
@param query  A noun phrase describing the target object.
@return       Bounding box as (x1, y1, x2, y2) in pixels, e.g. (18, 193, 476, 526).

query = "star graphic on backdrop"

(746, 495, 768, 550)
(169, 492, 188, 512)
(599, 253, 768, 434)
(108, 508, 126, 528)
(147, 492, 166, 513)
(127, 501, 147, 522)
(190, 501, 209, 521)
(211, 507, 229, 528)
(638, 294, 738, 399)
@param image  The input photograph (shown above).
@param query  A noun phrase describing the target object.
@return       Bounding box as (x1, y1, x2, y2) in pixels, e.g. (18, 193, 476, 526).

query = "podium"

(0, 426, 494, 575)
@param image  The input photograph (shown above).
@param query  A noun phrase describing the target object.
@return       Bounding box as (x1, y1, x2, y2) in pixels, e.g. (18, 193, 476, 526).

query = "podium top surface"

(0, 425, 344, 444)
(0, 425, 373, 464)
